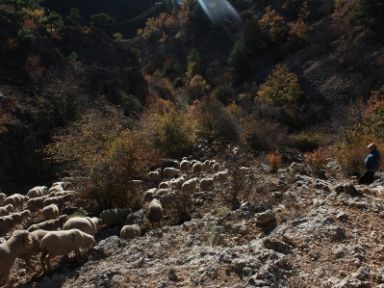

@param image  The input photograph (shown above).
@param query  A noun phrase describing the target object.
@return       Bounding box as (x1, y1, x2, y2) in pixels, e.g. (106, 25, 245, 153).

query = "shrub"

(257, 64, 302, 106)
(139, 103, 196, 158)
(356, 0, 384, 29)
(227, 40, 250, 83)
(46, 107, 159, 209)
(186, 74, 210, 101)
(290, 132, 322, 152)
(195, 97, 240, 147)
(186, 48, 201, 78)
(304, 147, 329, 178)
(90, 13, 115, 28)
(258, 6, 288, 44)
(65, 8, 81, 27)
(266, 151, 283, 173)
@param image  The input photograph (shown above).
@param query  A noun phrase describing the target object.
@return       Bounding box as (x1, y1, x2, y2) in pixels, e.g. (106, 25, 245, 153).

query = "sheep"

(48, 185, 64, 195)
(0, 230, 32, 284)
(27, 186, 48, 198)
(51, 181, 71, 190)
(213, 170, 229, 183)
(100, 208, 131, 227)
(0, 210, 31, 236)
(120, 224, 141, 239)
(63, 217, 102, 236)
(180, 160, 191, 173)
(202, 160, 211, 172)
(199, 178, 214, 191)
(147, 169, 161, 184)
(182, 178, 199, 195)
(0, 204, 14, 216)
(42, 204, 60, 220)
(43, 193, 73, 206)
(159, 181, 171, 189)
(0, 192, 6, 206)
(192, 162, 203, 175)
(158, 190, 176, 209)
(124, 210, 144, 226)
(27, 215, 68, 232)
(162, 167, 180, 179)
(40, 229, 96, 272)
(18, 229, 49, 267)
(26, 195, 49, 212)
(146, 199, 163, 228)
(212, 163, 221, 173)
(170, 176, 186, 190)
(144, 188, 156, 203)
(5, 194, 27, 208)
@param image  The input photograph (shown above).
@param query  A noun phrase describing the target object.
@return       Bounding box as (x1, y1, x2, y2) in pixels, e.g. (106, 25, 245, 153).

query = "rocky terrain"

(4, 160, 384, 288)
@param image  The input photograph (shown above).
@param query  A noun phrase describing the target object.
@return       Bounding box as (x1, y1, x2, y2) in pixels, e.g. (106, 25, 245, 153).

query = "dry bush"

(289, 132, 322, 152)
(266, 151, 283, 173)
(46, 107, 159, 209)
(194, 97, 240, 148)
(139, 102, 196, 158)
(304, 147, 329, 178)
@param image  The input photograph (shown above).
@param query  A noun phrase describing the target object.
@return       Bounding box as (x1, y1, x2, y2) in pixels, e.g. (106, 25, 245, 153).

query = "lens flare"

(197, 0, 241, 23)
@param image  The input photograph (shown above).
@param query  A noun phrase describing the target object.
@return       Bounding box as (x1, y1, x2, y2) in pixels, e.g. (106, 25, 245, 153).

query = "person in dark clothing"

(359, 143, 380, 185)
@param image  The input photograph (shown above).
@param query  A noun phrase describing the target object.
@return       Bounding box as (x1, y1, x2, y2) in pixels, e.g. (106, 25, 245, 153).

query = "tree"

(186, 48, 201, 78)
(43, 10, 63, 32)
(357, 0, 384, 29)
(257, 64, 302, 106)
(65, 8, 81, 27)
(90, 12, 115, 28)
(227, 40, 250, 84)
(258, 6, 288, 44)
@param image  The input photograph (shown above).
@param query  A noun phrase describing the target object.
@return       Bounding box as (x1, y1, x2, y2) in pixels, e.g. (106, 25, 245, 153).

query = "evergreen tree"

(90, 12, 115, 28)
(186, 48, 201, 78)
(357, 0, 384, 29)
(65, 8, 81, 27)
(227, 40, 250, 84)
(44, 10, 64, 32)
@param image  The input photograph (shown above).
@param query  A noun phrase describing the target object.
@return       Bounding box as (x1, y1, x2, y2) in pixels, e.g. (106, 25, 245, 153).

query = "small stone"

(263, 238, 292, 254)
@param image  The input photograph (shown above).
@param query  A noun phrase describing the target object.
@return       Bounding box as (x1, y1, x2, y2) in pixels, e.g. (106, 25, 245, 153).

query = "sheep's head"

(12, 230, 32, 248)
(59, 215, 69, 226)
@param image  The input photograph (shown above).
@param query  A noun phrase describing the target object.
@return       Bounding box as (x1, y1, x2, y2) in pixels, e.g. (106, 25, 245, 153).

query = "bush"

(258, 6, 288, 44)
(266, 151, 283, 173)
(46, 107, 159, 209)
(186, 48, 201, 78)
(290, 132, 322, 152)
(304, 147, 329, 178)
(357, 0, 384, 29)
(139, 103, 196, 158)
(195, 97, 240, 147)
(227, 40, 250, 84)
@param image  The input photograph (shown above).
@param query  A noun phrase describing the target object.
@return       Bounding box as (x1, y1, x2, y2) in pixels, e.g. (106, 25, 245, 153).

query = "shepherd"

(358, 143, 380, 185)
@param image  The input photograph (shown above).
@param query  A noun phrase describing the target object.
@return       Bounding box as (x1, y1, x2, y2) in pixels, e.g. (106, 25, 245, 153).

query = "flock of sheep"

(0, 158, 229, 286)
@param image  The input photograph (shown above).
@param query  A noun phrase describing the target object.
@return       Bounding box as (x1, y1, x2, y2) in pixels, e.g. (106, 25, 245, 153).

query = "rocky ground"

(10, 166, 384, 288)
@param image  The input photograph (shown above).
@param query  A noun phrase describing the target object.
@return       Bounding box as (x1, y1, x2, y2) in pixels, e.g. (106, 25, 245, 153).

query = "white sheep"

(124, 210, 144, 226)
(162, 167, 180, 179)
(144, 188, 156, 203)
(0, 204, 14, 216)
(42, 204, 60, 220)
(27, 186, 48, 198)
(120, 224, 141, 239)
(213, 170, 229, 183)
(26, 195, 49, 212)
(63, 217, 101, 236)
(182, 178, 199, 195)
(199, 178, 214, 191)
(212, 163, 221, 173)
(5, 194, 27, 208)
(170, 176, 186, 190)
(158, 190, 176, 209)
(159, 181, 171, 189)
(147, 169, 161, 183)
(146, 199, 163, 228)
(192, 162, 203, 175)
(40, 228, 96, 271)
(0, 210, 31, 236)
(19, 229, 49, 266)
(100, 208, 131, 227)
(179, 160, 191, 173)
(203, 160, 211, 172)
(51, 181, 71, 190)
(48, 185, 64, 195)
(43, 193, 73, 206)
(0, 230, 32, 284)
(27, 215, 68, 232)
(0, 192, 6, 205)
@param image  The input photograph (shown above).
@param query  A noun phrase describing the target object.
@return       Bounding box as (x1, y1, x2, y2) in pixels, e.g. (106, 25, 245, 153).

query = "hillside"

(0, 0, 384, 287)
